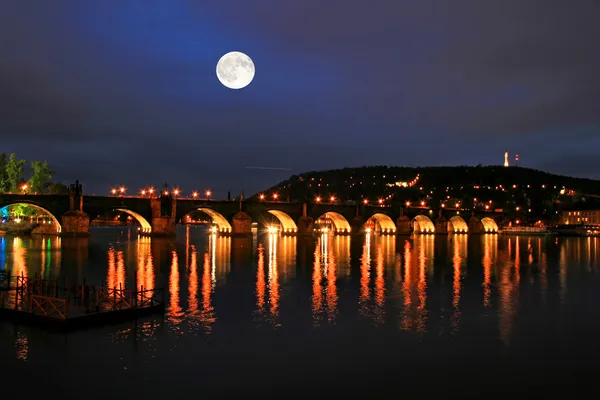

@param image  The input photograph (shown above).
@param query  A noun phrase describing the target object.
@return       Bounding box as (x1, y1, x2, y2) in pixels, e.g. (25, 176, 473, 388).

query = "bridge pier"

(351, 216, 365, 235)
(61, 211, 90, 236)
(231, 211, 252, 236)
(395, 216, 411, 235)
(435, 216, 448, 235)
(297, 216, 314, 236)
(468, 216, 484, 234)
(151, 216, 176, 236)
(150, 197, 176, 236)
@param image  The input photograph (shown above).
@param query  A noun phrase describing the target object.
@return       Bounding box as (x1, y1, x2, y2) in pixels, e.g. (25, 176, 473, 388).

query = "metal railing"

(502, 226, 547, 233)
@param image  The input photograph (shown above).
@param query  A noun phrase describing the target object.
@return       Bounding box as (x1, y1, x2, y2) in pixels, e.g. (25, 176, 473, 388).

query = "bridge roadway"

(0, 193, 502, 237)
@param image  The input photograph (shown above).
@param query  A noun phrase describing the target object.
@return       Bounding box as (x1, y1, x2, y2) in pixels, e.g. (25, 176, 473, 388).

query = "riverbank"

(501, 226, 550, 235)
(0, 223, 33, 235)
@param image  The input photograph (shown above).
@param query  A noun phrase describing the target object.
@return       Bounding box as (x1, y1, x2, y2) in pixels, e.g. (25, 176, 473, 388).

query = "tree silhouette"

(6, 153, 26, 192)
(0, 153, 8, 192)
(29, 160, 53, 193)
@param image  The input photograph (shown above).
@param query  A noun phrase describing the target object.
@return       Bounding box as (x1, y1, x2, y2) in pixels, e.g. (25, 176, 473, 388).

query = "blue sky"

(1, 0, 599, 196)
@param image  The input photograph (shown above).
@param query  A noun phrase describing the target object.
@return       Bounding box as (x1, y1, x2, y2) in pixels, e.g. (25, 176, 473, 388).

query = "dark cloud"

(0, 0, 599, 196)
(539, 152, 600, 181)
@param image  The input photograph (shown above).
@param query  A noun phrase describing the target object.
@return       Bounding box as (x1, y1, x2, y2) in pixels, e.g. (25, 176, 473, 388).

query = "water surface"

(1, 227, 599, 397)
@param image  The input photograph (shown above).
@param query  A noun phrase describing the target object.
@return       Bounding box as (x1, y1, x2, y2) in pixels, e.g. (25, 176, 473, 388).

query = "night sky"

(1, 1, 599, 197)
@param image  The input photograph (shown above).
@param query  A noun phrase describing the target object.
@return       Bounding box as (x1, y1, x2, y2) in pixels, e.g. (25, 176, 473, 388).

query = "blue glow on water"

(0, 236, 5, 271)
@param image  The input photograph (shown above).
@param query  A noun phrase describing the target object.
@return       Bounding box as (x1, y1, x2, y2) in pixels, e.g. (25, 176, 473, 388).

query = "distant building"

(504, 151, 509, 167)
(561, 208, 600, 225)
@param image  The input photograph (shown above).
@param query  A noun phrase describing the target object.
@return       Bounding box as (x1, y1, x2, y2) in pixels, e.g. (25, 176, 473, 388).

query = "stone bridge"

(0, 191, 503, 237)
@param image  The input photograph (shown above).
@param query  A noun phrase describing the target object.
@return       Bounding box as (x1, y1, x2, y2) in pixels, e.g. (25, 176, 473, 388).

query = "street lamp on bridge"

(205, 190, 212, 200)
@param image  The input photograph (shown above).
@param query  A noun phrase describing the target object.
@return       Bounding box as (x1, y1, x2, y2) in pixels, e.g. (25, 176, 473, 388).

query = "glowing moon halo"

(216, 51, 255, 89)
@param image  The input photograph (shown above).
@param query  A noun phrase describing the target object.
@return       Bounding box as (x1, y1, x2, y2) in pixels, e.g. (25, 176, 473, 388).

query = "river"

(1, 227, 599, 397)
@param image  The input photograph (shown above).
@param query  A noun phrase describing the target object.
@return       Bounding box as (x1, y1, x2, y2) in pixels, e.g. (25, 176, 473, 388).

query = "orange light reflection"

(168, 251, 183, 325)
(312, 237, 323, 325)
(267, 234, 280, 322)
(450, 235, 467, 334)
(200, 249, 216, 331)
(325, 234, 338, 323)
(373, 242, 385, 324)
(358, 233, 371, 318)
(256, 244, 266, 314)
(107, 247, 125, 290)
(188, 245, 198, 316)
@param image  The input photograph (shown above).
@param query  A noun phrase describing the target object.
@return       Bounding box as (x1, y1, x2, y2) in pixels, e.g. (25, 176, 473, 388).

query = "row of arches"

(0, 203, 500, 235)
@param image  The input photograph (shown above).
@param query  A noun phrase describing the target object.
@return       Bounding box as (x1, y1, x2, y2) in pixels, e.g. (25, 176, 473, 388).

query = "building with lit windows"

(561, 205, 600, 225)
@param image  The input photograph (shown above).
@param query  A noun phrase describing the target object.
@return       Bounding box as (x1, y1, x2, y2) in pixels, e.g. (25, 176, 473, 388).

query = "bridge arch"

(481, 217, 499, 233)
(0, 202, 62, 233)
(267, 210, 297, 233)
(316, 212, 351, 234)
(413, 215, 435, 234)
(115, 209, 152, 234)
(365, 213, 396, 234)
(448, 215, 468, 233)
(181, 207, 232, 233)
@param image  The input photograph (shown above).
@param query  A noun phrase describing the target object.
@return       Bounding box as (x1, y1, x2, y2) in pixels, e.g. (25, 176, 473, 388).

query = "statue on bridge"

(69, 180, 83, 196)
(68, 180, 83, 212)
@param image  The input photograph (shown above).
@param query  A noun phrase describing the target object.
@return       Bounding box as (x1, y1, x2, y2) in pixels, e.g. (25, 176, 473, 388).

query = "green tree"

(8, 204, 37, 218)
(0, 153, 8, 192)
(5, 153, 26, 192)
(48, 182, 69, 194)
(29, 160, 53, 193)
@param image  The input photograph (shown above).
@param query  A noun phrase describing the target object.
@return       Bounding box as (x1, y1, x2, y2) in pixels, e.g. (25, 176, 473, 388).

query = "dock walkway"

(0, 271, 164, 331)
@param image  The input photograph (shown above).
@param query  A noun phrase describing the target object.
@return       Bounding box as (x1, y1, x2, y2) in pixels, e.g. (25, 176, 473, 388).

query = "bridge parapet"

(0, 194, 504, 238)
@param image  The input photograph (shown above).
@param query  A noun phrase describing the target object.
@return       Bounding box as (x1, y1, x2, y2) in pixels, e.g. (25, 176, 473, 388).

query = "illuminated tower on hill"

(515, 154, 519, 166)
(504, 151, 509, 167)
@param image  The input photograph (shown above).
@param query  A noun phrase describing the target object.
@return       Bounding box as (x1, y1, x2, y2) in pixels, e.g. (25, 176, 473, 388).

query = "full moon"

(216, 51, 255, 90)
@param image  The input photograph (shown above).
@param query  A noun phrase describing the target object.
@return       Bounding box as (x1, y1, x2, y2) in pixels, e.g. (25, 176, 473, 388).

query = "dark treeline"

(0, 153, 69, 218)
(0, 152, 68, 194)
(256, 165, 600, 222)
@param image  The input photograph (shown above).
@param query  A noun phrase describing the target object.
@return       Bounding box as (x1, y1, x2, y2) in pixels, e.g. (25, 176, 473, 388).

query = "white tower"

(504, 151, 509, 167)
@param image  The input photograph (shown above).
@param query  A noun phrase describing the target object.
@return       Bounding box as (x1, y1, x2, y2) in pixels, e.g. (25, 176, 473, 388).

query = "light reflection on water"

(2, 227, 600, 394)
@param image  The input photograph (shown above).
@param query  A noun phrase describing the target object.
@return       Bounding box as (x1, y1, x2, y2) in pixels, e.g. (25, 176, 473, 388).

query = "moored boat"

(550, 224, 600, 237)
